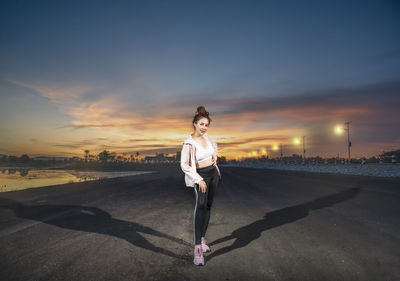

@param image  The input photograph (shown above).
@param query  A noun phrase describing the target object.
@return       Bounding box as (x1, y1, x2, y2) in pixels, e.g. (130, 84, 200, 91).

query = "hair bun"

(192, 105, 212, 127)
(196, 105, 209, 116)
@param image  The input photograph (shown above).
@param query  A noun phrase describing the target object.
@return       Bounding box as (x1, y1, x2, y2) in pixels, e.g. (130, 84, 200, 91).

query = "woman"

(180, 105, 222, 266)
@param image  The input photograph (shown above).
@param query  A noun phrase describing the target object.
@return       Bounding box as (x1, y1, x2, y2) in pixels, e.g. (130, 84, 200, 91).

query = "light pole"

(335, 122, 352, 163)
(293, 137, 301, 164)
(280, 143, 283, 163)
(302, 136, 306, 164)
(344, 121, 352, 162)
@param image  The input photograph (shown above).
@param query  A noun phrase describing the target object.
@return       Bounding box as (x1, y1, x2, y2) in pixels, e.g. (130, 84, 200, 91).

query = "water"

(0, 168, 156, 192)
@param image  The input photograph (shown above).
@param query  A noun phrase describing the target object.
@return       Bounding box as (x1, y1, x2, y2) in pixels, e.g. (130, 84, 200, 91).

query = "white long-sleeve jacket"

(180, 134, 222, 187)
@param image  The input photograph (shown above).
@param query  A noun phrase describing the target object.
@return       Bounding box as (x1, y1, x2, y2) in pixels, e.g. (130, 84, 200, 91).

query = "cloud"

(8, 79, 93, 103)
(52, 138, 104, 149)
(6, 76, 399, 158)
(215, 80, 400, 119)
(59, 79, 400, 150)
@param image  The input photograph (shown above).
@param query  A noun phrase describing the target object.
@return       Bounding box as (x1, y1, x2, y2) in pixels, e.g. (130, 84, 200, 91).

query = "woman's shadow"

(0, 187, 360, 261)
(207, 187, 361, 261)
(0, 197, 192, 260)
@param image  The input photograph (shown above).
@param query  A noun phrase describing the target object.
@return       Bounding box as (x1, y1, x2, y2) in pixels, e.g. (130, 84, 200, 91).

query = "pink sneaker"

(201, 237, 211, 253)
(193, 245, 204, 266)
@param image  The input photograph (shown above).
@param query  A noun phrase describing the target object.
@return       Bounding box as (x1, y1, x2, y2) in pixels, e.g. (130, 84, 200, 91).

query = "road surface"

(0, 165, 399, 281)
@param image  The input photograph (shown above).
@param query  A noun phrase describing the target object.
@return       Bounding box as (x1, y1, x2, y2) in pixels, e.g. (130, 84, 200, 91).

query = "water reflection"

(0, 169, 154, 192)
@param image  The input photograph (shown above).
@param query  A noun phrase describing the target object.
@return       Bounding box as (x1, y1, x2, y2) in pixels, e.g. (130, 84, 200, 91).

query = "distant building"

(165, 156, 175, 162)
(33, 156, 53, 161)
(144, 153, 176, 163)
(33, 156, 69, 161)
(0, 154, 8, 159)
(70, 156, 82, 162)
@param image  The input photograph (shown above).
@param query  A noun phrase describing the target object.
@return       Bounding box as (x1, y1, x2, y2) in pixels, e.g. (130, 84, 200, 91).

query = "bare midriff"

(196, 157, 214, 168)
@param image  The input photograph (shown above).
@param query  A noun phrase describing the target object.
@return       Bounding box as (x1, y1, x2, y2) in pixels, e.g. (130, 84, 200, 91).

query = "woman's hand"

(211, 156, 216, 166)
(198, 180, 207, 193)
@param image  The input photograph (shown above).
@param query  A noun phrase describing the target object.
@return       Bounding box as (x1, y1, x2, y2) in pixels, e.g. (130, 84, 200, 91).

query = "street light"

(334, 121, 352, 162)
(271, 144, 279, 160)
(293, 137, 306, 164)
(334, 125, 344, 135)
(344, 121, 352, 162)
(261, 148, 267, 158)
(293, 137, 301, 145)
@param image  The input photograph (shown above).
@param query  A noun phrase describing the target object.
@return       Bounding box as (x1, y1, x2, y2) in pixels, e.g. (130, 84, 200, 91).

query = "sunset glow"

(1, 1, 399, 160)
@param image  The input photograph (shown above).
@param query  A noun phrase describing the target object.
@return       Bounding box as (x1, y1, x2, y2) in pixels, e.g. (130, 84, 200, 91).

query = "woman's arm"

(211, 138, 218, 162)
(180, 143, 204, 184)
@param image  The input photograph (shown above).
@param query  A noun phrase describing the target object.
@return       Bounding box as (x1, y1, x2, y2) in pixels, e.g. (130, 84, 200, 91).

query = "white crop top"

(193, 137, 214, 162)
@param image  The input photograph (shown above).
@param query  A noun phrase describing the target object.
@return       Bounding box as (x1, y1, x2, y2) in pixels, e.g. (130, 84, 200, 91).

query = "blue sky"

(1, 0, 399, 159)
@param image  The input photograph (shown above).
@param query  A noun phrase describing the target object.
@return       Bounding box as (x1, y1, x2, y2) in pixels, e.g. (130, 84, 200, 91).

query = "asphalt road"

(0, 165, 399, 281)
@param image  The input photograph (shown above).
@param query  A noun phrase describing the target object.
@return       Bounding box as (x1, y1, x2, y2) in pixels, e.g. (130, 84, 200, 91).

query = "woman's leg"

(193, 182, 210, 245)
(201, 169, 219, 238)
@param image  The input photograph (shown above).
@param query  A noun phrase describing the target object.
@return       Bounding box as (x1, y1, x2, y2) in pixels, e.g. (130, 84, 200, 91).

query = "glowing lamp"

(334, 125, 344, 135)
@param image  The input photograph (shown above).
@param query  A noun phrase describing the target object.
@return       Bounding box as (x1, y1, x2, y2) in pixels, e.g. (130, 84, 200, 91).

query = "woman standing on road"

(180, 105, 222, 266)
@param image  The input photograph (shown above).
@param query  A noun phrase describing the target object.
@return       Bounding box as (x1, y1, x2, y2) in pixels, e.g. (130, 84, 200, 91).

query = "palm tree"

(98, 150, 110, 163)
(84, 150, 90, 163)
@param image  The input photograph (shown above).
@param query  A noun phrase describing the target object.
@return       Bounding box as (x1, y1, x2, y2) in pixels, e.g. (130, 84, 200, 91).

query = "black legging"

(193, 165, 219, 245)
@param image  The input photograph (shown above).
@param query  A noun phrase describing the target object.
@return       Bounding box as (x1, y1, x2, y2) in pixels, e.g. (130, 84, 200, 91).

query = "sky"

(1, 0, 399, 160)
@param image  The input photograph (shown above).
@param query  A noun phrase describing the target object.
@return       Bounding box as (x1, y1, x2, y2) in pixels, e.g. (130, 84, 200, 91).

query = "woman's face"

(193, 117, 209, 136)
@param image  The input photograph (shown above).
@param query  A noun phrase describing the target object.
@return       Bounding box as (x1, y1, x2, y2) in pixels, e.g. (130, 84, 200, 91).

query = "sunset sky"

(1, 0, 399, 160)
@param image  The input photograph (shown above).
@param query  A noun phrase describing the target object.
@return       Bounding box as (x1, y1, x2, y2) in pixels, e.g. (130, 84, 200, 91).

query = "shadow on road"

(207, 187, 361, 261)
(0, 187, 361, 261)
(0, 197, 192, 260)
